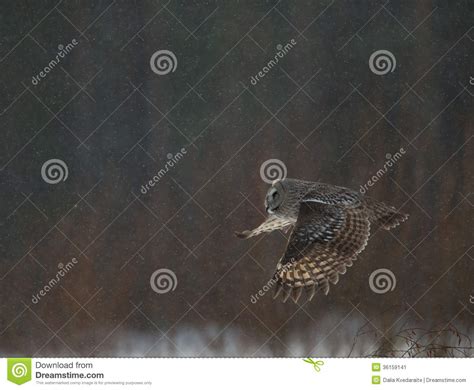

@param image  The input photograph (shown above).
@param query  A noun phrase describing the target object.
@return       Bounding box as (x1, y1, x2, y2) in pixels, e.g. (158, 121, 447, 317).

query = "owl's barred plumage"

(235, 178, 408, 303)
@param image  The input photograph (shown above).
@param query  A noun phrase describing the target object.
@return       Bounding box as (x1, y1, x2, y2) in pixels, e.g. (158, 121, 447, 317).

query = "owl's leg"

(234, 217, 292, 239)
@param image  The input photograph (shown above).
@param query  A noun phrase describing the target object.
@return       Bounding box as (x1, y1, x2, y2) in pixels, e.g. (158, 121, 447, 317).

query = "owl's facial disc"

(265, 184, 283, 214)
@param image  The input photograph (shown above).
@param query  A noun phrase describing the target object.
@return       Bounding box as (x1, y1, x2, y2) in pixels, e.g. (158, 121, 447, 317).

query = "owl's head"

(265, 179, 286, 214)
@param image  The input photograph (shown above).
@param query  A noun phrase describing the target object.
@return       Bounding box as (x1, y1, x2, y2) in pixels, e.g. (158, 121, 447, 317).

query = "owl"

(235, 178, 409, 303)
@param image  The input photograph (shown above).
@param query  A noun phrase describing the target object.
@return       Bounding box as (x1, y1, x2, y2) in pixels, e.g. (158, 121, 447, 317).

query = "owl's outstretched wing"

(235, 215, 293, 239)
(273, 201, 370, 303)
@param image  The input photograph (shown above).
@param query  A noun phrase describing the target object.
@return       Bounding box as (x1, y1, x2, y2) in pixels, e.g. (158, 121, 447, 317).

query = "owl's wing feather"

(302, 184, 362, 206)
(273, 201, 370, 303)
(363, 196, 409, 230)
(235, 215, 293, 239)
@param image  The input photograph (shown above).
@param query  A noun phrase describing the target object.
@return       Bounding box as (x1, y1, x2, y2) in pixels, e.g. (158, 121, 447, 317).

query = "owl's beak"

(266, 206, 274, 214)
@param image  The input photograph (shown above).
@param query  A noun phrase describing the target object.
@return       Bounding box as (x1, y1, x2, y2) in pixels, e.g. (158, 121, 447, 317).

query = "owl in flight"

(235, 178, 408, 303)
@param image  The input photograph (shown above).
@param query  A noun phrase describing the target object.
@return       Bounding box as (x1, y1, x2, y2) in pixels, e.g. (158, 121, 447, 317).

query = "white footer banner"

(0, 358, 471, 389)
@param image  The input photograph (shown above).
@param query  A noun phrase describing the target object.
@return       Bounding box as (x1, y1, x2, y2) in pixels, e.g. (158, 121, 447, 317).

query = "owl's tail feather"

(364, 197, 409, 230)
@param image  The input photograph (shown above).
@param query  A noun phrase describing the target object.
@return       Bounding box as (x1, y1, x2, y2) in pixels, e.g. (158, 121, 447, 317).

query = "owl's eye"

(272, 191, 278, 199)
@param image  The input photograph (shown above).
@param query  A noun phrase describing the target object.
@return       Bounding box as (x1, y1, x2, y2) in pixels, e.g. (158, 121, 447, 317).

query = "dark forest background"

(0, 0, 473, 357)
